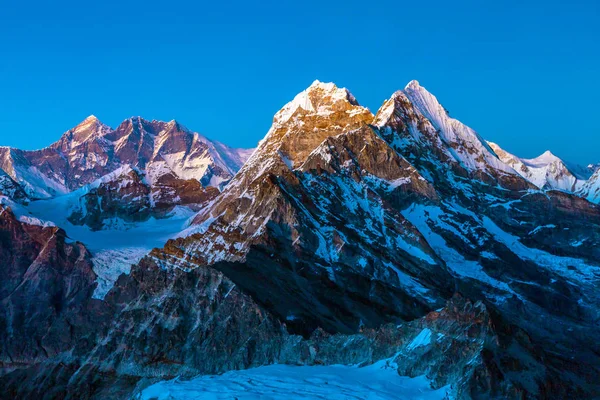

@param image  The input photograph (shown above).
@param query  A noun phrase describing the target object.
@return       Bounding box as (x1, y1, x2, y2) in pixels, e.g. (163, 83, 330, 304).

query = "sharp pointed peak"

(385, 80, 430, 102)
(519, 150, 566, 168)
(305, 80, 355, 99)
(165, 119, 192, 133)
(308, 80, 339, 91)
(531, 150, 561, 162)
(83, 114, 98, 122)
(72, 114, 110, 132)
(541, 150, 556, 157)
(403, 80, 437, 99)
(272, 80, 366, 127)
(405, 79, 422, 90)
(75, 114, 104, 128)
(52, 114, 111, 150)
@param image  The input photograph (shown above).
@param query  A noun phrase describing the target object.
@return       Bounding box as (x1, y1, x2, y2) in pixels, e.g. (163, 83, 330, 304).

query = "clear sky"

(1, 0, 598, 164)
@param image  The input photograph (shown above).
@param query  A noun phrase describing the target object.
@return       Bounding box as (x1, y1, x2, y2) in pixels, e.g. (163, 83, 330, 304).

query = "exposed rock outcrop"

(0, 117, 253, 199)
(1, 80, 599, 400)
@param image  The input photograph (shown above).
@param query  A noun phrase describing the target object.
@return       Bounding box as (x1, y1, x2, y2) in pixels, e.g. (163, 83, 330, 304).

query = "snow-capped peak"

(578, 168, 600, 203)
(82, 114, 99, 122)
(404, 79, 422, 90)
(374, 80, 517, 177)
(402, 81, 453, 130)
(74, 114, 107, 130)
(54, 115, 113, 151)
(489, 142, 583, 191)
(524, 150, 562, 166)
(309, 79, 336, 90)
(225, 81, 374, 189)
(1, 115, 253, 198)
(273, 81, 363, 127)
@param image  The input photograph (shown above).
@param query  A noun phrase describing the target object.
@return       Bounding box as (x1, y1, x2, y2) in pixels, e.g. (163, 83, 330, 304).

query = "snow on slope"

(12, 164, 70, 198)
(146, 123, 253, 188)
(139, 362, 448, 400)
(402, 199, 599, 292)
(578, 168, 600, 204)
(488, 142, 584, 191)
(401, 203, 516, 298)
(401, 80, 515, 175)
(273, 80, 364, 127)
(0, 147, 70, 198)
(25, 183, 196, 298)
(0, 116, 254, 198)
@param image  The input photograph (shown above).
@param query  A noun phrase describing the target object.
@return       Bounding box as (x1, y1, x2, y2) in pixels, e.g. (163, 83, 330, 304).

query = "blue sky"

(1, 0, 598, 163)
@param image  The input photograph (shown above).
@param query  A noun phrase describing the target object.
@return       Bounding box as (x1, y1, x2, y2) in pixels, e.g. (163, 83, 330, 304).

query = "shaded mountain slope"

(0, 80, 599, 400)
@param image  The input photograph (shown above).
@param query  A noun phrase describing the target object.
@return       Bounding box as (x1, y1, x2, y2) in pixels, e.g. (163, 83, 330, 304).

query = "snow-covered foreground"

(26, 196, 196, 298)
(138, 362, 449, 400)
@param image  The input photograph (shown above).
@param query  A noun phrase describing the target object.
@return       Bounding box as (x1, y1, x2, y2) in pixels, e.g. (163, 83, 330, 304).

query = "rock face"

(578, 167, 600, 203)
(0, 116, 253, 199)
(67, 165, 218, 230)
(179, 80, 600, 397)
(0, 116, 251, 229)
(0, 170, 28, 204)
(1, 80, 600, 400)
(0, 206, 102, 376)
(373, 81, 530, 193)
(177, 81, 453, 335)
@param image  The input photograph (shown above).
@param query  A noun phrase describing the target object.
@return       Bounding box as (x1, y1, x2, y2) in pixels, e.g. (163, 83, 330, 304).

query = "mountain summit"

(1, 80, 600, 399)
(265, 80, 373, 167)
(488, 142, 585, 191)
(374, 81, 529, 194)
(0, 117, 254, 198)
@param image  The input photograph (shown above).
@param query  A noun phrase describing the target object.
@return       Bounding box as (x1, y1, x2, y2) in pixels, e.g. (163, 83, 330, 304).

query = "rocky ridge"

(0, 116, 253, 199)
(488, 142, 587, 191)
(0, 80, 599, 399)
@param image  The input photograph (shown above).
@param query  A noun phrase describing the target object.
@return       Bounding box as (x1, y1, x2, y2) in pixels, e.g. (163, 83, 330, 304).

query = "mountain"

(0, 116, 253, 199)
(578, 168, 600, 203)
(0, 204, 100, 382)
(373, 81, 530, 196)
(488, 142, 587, 191)
(1, 81, 600, 399)
(139, 80, 599, 397)
(0, 169, 28, 204)
(66, 165, 218, 230)
(177, 80, 451, 334)
(588, 163, 600, 174)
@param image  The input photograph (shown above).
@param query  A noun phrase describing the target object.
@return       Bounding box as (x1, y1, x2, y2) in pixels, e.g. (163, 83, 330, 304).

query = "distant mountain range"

(0, 115, 253, 198)
(1, 80, 599, 399)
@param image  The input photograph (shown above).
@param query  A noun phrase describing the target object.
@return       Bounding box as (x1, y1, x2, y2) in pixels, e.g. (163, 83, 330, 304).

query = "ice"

(26, 190, 196, 298)
(402, 204, 515, 295)
(401, 81, 516, 175)
(0, 196, 55, 227)
(12, 164, 69, 199)
(528, 224, 556, 235)
(489, 142, 581, 191)
(406, 328, 433, 350)
(138, 363, 448, 400)
(91, 248, 150, 298)
(481, 216, 599, 282)
(578, 168, 600, 203)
